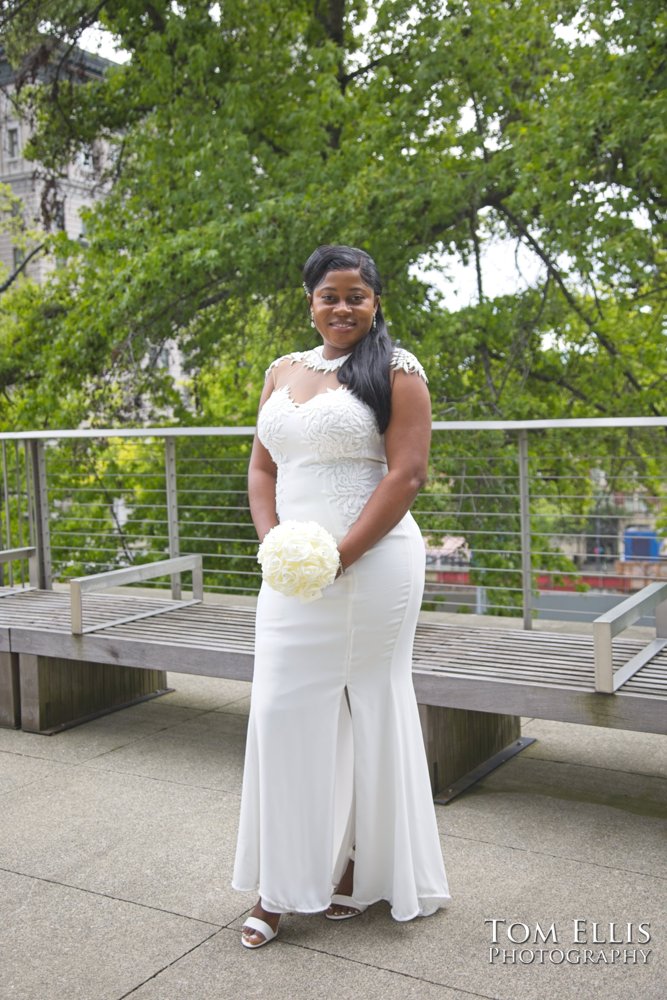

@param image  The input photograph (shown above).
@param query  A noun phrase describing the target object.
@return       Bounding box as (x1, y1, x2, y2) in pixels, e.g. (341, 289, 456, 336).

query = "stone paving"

(0, 673, 665, 1000)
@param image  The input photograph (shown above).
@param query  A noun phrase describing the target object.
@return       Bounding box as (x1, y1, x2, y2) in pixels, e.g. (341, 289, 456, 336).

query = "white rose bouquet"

(257, 521, 341, 602)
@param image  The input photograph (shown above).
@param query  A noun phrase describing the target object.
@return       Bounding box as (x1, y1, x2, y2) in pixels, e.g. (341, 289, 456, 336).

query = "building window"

(8, 127, 20, 158)
(54, 200, 66, 231)
(80, 145, 94, 171)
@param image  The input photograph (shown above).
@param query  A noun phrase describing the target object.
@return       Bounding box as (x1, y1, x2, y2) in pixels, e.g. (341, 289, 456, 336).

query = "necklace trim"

(301, 346, 351, 373)
(264, 345, 352, 379)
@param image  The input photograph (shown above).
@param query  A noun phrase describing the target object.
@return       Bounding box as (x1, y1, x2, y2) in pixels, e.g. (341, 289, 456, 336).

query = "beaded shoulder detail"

(390, 347, 428, 383)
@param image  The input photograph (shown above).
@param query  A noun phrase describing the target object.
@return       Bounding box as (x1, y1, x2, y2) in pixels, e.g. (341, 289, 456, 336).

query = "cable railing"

(1, 418, 666, 626)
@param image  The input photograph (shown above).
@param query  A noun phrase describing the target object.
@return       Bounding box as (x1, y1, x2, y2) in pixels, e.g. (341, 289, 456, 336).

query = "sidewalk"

(0, 672, 664, 1000)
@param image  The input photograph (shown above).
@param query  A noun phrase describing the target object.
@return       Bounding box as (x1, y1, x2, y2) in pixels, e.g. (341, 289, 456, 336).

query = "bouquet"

(257, 520, 340, 602)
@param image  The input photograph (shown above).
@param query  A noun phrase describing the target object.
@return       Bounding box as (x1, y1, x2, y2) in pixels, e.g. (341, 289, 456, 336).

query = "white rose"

(257, 521, 340, 602)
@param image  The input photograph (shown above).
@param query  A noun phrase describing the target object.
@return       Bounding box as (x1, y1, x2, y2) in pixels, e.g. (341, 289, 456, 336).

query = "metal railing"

(1, 417, 666, 628)
(69, 553, 204, 635)
(593, 581, 667, 692)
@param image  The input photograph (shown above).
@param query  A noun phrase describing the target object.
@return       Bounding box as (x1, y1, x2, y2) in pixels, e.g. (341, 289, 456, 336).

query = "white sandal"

(241, 915, 279, 949)
(325, 893, 368, 920)
(326, 848, 367, 920)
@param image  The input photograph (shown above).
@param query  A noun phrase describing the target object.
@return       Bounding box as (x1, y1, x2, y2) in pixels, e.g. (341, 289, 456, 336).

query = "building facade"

(0, 44, 113, 285)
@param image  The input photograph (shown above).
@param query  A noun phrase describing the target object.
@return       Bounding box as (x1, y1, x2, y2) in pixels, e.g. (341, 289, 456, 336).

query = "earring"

(372, 313, 377, 331)
(310, 313, 316, 329)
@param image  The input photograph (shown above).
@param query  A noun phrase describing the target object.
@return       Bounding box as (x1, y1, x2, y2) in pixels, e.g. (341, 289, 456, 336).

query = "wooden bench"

(2, 558, 665, 802)
(0, 554, 203, 733)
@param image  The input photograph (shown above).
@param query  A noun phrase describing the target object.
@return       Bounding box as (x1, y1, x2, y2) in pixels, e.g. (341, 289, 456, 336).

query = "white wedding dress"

(232, 345, 451, 921)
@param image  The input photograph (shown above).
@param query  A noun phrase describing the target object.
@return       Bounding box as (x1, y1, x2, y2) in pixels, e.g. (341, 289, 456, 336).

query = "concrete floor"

(0, 673, 665, 1000)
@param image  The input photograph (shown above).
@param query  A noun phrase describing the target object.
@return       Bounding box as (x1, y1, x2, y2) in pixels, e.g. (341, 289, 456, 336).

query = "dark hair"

(302, 244, 393, 433)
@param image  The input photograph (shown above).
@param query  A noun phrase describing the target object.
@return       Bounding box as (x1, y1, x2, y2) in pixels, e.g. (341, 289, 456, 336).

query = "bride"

(232, 244, 451, 948)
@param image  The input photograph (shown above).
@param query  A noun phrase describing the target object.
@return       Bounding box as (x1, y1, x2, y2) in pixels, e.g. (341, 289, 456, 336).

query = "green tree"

(0, 0, 663, 428)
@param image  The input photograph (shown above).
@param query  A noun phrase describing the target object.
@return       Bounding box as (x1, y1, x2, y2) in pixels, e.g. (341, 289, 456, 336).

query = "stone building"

(0, 44, 114, 285)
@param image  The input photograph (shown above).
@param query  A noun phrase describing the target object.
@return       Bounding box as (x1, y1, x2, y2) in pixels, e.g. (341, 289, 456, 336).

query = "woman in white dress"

(233, 245, 450, 947)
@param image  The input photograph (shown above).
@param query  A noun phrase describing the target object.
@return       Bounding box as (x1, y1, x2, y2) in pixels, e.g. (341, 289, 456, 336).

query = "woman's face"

(309, 268, 379, 358)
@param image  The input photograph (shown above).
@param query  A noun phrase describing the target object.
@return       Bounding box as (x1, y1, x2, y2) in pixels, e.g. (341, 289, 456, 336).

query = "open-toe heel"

(241, 915, 279, 949)
(326, 847, 367, 920)
(325, 894, 368, 920)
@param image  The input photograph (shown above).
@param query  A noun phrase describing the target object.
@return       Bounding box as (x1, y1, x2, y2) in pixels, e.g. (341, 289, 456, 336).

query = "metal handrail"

(70, 554, 204, 635)
(593, 582, 667, 693)
(1, 415, 667, 442)
(0, 546, 36, 562)
(0, 546, 38, 593)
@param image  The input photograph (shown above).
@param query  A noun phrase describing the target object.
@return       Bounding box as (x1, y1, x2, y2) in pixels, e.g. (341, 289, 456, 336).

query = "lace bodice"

(257, 346, 427, 537)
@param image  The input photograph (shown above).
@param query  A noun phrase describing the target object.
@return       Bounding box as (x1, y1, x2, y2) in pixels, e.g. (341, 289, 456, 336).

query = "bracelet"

(337, 555, 346, 577)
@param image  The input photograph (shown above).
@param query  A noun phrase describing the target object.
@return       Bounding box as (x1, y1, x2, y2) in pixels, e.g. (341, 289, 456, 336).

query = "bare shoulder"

(388, 349, 431, 426)
(385, 347, 431, 462)
(389, 348, 430, 403)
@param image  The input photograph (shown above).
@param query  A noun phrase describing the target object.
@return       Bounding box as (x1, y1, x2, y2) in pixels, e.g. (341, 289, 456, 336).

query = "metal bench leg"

(18, 652, 170, 734)
(418, 705, 536, 804)
(0, 651, 21, 728)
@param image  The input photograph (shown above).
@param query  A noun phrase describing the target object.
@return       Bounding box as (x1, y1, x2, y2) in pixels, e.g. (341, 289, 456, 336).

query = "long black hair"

(302, 245, 393, 433)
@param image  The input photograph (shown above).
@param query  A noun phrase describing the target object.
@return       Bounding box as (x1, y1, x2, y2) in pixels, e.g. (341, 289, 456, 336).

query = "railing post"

(593, 619, 614, 693)
(656, 596, 667, 640)
(518, 430, 533, 630)
(1, 441, 9, 588)
(165, 437, 181, 599)
(27, 440, 52, 589)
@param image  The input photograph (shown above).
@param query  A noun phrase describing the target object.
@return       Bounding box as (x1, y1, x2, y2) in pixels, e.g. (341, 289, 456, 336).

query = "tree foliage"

(0, 0, 663, 430)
